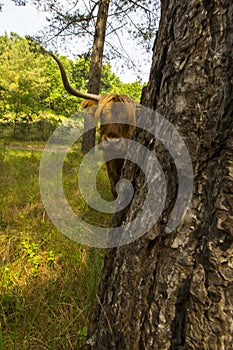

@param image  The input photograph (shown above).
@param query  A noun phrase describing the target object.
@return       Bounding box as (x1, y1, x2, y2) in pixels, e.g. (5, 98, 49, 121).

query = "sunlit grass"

(0, 140, 112, 349)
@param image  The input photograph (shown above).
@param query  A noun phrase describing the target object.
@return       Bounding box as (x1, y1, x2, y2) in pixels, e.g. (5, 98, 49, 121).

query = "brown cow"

(50, 54, 136, 197)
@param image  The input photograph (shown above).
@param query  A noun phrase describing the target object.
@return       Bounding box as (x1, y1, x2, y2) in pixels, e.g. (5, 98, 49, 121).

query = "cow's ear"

(81, 99, 98, 116)
(81, 99, 98, 111)
(81, 99, 99, 126)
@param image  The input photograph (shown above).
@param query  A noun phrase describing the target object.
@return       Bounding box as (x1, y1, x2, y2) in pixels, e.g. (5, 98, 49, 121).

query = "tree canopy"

(10, 0, 160, 77)
(0, 33, 144, 120)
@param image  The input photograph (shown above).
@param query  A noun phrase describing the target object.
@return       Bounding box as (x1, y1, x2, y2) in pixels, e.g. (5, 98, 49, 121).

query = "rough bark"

(82, 0, 110, 153)
(86, 0, 233, 349)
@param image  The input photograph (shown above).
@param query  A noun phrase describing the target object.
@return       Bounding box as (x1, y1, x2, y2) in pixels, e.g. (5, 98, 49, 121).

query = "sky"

(0, 0, 47, 36)
(0, 0, 152, 83)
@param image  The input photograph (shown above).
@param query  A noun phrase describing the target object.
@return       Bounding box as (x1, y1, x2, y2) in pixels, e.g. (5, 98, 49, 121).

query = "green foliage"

(0, 33, 50, 116)
(0, 33, 143, 141)
(0, 111, 65, 140)
(44, 54, 85, 116)
(21, 239, 41, 275)
(0, 33, 80, 119)
(100, 63, 144, 101)
(118, 80, 145, 101)
(77, 326, 88, 346)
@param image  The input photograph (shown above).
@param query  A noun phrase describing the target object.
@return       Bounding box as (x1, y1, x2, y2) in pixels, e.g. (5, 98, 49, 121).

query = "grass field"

(0, 139, 112, 349)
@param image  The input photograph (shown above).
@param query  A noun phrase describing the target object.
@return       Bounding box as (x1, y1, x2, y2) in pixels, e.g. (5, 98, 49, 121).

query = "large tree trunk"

(82, 0, 110, 153)
(86, 0, 233, 349)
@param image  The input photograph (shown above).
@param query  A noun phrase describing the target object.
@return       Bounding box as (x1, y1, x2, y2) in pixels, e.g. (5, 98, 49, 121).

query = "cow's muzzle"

(99, 137, 125, 154)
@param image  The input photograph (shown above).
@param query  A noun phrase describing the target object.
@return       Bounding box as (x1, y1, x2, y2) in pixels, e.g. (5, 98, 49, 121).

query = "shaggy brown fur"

(81, 94, 136, 197)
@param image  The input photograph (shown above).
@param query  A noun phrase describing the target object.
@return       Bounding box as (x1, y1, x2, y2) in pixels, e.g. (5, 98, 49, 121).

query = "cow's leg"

(106, 159, 124, 198)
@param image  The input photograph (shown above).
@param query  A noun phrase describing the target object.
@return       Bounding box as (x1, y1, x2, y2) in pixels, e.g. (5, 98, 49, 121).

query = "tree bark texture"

(86, 0, 233, 349)
(82, 0, 110, 153)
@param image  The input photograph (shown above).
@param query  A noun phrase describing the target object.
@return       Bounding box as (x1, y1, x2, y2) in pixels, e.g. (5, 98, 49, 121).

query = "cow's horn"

(50, 53, 100, 102)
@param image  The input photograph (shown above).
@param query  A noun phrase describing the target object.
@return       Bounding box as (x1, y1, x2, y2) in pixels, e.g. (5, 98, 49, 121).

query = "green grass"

(0, 140, 112, 349)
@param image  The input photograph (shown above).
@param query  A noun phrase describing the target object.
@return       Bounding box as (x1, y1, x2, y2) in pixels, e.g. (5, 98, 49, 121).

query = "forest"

(0, 33, 143, 141)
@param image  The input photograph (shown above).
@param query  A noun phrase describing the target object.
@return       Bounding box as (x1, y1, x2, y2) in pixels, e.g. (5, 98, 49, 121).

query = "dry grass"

(0, 142, 112, 349)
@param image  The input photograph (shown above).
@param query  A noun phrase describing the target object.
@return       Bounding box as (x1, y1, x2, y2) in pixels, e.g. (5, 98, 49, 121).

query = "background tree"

(11, 0, 159, 72)
(82, 0, 110, 152)
(86, 0, 233, 349)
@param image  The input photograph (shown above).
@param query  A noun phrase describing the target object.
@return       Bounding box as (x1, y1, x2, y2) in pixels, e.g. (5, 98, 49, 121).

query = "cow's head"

(83, 94, 136, 157)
